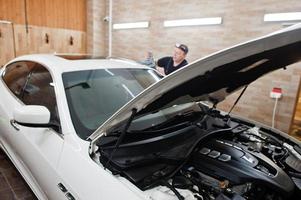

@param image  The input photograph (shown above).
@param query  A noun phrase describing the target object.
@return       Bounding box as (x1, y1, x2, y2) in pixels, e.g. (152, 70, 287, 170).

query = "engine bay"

(93, 103, 301, 200)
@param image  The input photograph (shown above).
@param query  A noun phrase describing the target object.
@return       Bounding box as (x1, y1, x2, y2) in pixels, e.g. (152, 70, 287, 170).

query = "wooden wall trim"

(0, 0, 86, 31)
(0, 23, 87, 67)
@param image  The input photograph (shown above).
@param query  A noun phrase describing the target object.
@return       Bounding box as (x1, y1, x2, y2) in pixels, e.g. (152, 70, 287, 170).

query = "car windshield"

(63, 68, 160, 139)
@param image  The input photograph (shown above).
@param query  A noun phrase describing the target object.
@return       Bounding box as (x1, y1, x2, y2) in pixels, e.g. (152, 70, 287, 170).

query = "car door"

(0, 61, 66, 199)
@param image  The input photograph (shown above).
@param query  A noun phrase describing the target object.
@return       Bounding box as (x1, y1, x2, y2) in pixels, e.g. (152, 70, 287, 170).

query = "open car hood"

(89, 23, 301, 142)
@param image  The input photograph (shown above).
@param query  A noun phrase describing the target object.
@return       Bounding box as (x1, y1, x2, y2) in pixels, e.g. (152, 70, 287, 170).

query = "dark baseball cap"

(175, 43, 189, 54)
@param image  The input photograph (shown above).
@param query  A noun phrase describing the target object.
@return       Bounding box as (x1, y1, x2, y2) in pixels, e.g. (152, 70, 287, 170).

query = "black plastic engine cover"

(191, 139, 295, 195)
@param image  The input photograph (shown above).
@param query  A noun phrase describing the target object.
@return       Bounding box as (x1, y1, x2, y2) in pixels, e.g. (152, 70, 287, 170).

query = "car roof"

(6, 54, 149, 75)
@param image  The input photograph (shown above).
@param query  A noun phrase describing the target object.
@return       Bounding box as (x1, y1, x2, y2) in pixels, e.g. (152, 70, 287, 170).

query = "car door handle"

(10, 120, 20, 131)
(57, 183, 67, 193)
(65, 192, 76, 200)
(57, 183, 76, 200)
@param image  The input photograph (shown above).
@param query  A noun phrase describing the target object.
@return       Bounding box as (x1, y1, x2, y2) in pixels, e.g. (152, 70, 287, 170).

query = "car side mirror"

(13, 105, 51, 127)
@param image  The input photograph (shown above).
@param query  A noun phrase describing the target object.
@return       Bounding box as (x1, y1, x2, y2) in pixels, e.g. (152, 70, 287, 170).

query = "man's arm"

(156, 66, 166, 76)
(155, 57, 168, 76)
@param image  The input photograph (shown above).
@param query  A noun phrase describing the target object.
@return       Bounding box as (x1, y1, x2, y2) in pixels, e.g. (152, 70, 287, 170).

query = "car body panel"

(57, 135, 149, 199)
(0, 72, 66, 199)
(0, 57, 158, 199)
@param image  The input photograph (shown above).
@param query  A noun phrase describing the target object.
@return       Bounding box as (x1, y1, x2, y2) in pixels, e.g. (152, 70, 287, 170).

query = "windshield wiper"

(104, 108, 137, 169)
(65, 82, 90, 90)
(20, 71, 33, 98)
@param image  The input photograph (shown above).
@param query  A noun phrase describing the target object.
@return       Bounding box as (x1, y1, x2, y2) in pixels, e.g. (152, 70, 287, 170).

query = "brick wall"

(87, 0, 301, 133)
(87, 0, 107, 56)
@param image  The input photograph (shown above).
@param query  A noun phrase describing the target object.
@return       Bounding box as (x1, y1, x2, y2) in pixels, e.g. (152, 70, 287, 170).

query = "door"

(0, 61, 66, 199)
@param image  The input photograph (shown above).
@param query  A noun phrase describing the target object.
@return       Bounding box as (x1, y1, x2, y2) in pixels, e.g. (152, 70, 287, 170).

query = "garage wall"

(0, 0, 25, 24)
(87, 0, 301, 134)
(86, 0, 107, 56)
(0, 0, 87, 66)
(26, 0, 86, 31)
(109, 0, 301, 61)
(0, 22, 15, 67)
(0, 0, 86, 31)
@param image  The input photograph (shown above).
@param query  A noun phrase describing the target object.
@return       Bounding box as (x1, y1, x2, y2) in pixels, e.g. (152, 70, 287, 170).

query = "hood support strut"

(228, 85, 249, 115)
(104, 108, 137, 169)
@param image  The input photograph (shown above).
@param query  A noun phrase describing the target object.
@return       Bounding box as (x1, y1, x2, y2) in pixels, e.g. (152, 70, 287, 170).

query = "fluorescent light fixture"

(113, 21, 149, 30)
(164, 17, 222, 27)
(264, 12, 301, 22)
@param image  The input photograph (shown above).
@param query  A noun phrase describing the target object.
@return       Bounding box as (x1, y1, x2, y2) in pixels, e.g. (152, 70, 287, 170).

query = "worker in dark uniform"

(156, 43, 189, 76)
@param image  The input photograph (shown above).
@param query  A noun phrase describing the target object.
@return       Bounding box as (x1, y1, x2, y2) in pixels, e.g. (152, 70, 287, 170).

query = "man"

(156, 43, 189, 76)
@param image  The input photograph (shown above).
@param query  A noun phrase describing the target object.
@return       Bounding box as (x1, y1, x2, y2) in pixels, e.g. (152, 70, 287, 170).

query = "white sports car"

(0, 24, 301, 200)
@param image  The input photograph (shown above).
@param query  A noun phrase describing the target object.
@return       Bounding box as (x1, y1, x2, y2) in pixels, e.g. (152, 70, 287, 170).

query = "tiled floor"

(0, 149, 37, 200)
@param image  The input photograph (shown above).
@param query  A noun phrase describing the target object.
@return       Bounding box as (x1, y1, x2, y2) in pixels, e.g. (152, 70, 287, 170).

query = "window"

(63, 68, 160, 139)
(2, 61, 61, 132)
(2, 61, 34, 99)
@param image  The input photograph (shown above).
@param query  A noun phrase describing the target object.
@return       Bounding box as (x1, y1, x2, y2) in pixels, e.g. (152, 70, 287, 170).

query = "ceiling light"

(163, 17, 222, 27)
(264, 12, 301, 22)
(113, 21, 149, 30)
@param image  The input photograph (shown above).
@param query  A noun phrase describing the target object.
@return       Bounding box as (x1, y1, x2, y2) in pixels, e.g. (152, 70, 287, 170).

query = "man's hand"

(156, 66, 166, 76)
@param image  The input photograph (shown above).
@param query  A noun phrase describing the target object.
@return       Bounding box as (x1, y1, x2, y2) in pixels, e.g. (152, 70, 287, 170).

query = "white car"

(0, 24, 301, 200)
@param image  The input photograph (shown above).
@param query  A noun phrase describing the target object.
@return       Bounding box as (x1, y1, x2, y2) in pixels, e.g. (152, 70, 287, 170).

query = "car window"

(63, 68, 160, 139)
(2, 61, 35, 99)
(2, 61, 61, 132)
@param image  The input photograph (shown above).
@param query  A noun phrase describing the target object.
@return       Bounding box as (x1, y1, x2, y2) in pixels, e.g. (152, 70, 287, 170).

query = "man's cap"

(175, 43, 189, 54)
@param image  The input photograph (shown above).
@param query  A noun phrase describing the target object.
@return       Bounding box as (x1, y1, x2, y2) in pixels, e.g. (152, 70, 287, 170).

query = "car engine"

(95, 103, 301, 200)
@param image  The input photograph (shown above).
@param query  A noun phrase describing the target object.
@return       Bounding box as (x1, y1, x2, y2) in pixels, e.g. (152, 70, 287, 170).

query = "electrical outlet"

(270, 87, 282, 99)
